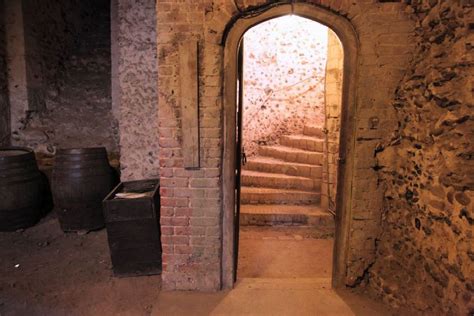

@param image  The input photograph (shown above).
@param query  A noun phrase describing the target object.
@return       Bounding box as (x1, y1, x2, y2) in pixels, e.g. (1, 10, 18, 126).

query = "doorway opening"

(234, 16, 344, 281)
(222, 3, 359, 290)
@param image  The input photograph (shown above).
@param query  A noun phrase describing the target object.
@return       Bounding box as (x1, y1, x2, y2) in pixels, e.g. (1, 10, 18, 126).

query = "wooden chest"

(103, 179, 161, 276)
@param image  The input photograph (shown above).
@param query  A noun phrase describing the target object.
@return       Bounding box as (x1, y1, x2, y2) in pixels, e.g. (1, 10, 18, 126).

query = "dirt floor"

(0, 213, 161, 315)
(0, 214, 413, 315)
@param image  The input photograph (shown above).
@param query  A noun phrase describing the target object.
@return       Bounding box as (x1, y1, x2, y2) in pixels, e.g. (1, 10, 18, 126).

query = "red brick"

(160, 177, 189, 187)
(174, 245, 193, 254)
(190, 198, 219, 208)
(174, 225, 191, 235)
(190, 236, 206, 245)
(161, 197, 177, 206)
(172, 236, 189, 245)
(159, 137, 180, 148)
(161, 207, 175, 216)
(160, 188, 174, 198)
(161, 226, 174, 236)
(190, 217, 219, 227)
(160, 168, 174, 177)
(175, 207, 193, 217)
(174, 198, 189, 207)
(161, 216, 173, 226)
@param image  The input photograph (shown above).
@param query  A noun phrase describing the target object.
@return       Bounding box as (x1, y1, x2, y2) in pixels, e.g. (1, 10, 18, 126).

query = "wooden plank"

(179, 40, 200, 168)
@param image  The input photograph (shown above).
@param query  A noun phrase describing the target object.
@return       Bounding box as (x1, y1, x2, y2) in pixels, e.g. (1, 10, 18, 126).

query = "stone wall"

(157, 0, 415, 291)
(114, 0, 159, 181)
(0, 1, 9, 147)
(369, 1, 473, 314)
(6, 0, 118, 155)
(242, 16, 327, 157)
(321, 29, 343, 211)
(4, 0, 27, 147)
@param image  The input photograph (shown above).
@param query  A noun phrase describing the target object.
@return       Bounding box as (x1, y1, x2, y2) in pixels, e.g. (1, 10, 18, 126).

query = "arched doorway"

(222, 3, 359, 289)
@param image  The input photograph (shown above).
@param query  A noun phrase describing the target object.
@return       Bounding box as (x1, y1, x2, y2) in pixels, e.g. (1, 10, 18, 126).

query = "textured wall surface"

(321, 29, 343, 211)
(369, 1, 473, 314)
(6, 0, 118, 155)
(116, 0, 159, 181)
(157, 0, 415, 291)
(242, 16, 327, 157)
(0, 1, 9, 147)
(4, 0, 28, 143)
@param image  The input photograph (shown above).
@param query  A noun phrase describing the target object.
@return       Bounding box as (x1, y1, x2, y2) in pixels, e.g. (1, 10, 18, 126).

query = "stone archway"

(221, 3, 359, 289)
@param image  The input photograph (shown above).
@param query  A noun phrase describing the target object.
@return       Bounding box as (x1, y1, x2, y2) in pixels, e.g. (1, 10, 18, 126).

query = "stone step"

(240, 187, 320, 205)
(240, 204, 334, 227)
(303, 125, 325, 138)
(241, 170, 320, 191)
(280, 134, 324, 152)
(236, 277, 332, 289)
(259, 145, 323, 165)
(245, 157, 322, 179)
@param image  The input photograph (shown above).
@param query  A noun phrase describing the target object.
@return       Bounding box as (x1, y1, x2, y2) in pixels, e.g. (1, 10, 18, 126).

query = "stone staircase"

(240, 125, 334, 228)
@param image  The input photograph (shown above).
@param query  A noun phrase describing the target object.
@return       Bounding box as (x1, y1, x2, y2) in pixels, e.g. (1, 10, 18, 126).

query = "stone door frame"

(221, 2, 359, 289)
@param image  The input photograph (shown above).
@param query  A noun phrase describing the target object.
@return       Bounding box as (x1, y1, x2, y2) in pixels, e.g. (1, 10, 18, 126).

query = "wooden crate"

(103, 179, 161, 277)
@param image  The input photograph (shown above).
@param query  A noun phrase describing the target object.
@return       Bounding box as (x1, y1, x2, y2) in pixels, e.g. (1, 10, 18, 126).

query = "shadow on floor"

(153, 279, 398, 316)
(153, 226, 400, 316)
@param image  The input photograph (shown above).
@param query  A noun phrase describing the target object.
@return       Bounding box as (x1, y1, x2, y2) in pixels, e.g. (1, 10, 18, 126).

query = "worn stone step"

(240, 187, 320, 205)
(303, 125, 325, 138)
(241, 170, 320, 191)
(280, 134, 324, 152)
(240, 204, 334, 227)
(259, 145, 323, 165)
(245, 157, 322, 179)
(236, 277, 332, 289)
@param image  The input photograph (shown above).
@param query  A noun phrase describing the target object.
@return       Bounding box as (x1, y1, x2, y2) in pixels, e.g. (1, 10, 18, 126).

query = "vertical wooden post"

(179, 40, 200, 168)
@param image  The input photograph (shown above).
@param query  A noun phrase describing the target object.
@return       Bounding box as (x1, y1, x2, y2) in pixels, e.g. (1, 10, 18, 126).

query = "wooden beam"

(179, 40, 200, 168)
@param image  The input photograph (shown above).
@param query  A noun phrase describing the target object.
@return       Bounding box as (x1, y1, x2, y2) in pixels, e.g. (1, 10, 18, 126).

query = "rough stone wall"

(157, 0, 415, 291)
(4, 0, 28, 145)
(369, 1, 473, 314)
(242, 16, 327, 157)
(115, 0, 159, 180)
(7, 0, 118, 155)
(0, 1, 9, 147)
(321, 29, 343, 211)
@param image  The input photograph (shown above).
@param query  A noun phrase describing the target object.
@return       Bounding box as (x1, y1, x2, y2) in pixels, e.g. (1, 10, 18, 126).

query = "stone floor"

(0, 214, 414, 315)
(238, 226, 334, 278)
(154, 278, 395, 316)
(155, 226, 406, 315)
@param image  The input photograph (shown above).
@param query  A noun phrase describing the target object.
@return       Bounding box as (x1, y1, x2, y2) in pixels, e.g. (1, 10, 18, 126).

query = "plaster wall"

(156, 0, 415, 291)
(115, 0, 159, 181)
(242, 16, 327, 157)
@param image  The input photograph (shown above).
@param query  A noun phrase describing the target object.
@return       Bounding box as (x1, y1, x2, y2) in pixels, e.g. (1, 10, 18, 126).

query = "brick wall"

(156, 0, 415, 291)
(321, 29, 343, 211)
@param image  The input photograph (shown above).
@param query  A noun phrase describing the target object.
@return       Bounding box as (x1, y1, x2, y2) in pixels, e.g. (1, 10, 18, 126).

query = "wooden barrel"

(52, 147, 117, 232)
(0, 147, 45, 231)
